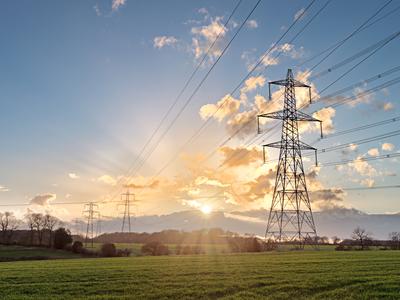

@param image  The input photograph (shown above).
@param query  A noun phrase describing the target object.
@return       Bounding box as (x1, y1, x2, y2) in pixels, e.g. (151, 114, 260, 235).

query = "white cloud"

(383, 102, 394, 111)
(68, 173, 79, 179)
(112, 0, 126, 11)
(361, 178, 375, 188)
(367, 148, 379, 157)
(0, 185, 9, 192)
(93, 3, 101, 16)
(348, 156, 377, 177)
(97, 175, 117, 186)
(30, 194, 56, 206)
(199, 94, 241, 121)
(294, 8, 306, 21)
(191, 16, 227, 63)
(246, 19, 258, 29)
(153, 36, 178, 49)
(240, 76, 266, 94)
(198, 8, 209, 15)
(382, 143, 395, 151)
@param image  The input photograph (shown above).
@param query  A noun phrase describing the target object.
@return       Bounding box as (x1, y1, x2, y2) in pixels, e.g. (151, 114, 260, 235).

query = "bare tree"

(44, 213, 59, 247)
(332, 236, 341, 245)
(0, 212, 21, 244)
(351, 227, 372, 250)
(25, 213, 35, 245)
(389, 232, 400, 250)
(32, 213, 45, 246)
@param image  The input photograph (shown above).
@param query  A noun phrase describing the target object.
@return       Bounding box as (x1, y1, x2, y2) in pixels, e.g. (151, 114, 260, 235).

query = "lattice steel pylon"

(257, 69, 323, 245)
(120, 190, 136, 233)
(83, 202, 100, 248)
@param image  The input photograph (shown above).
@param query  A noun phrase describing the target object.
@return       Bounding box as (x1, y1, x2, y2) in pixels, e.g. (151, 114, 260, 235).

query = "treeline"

(94, 228, 239, 245)
(0, 211, 72, 249)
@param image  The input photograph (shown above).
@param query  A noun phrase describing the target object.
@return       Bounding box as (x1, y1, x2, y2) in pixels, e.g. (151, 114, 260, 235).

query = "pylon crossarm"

(264, 141, 316, 151)
(295, 111, 320, 122)
(258, 110, 285, 121)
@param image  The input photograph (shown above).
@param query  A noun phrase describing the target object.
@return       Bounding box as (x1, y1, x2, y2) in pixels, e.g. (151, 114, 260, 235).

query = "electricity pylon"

(120, 190, 136, 233)
(83, 202, 99, 248)
(257, 69, 322, 245)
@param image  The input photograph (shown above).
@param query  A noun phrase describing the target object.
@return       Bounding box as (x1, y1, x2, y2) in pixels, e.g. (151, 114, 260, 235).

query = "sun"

(200, 205, 212, 215)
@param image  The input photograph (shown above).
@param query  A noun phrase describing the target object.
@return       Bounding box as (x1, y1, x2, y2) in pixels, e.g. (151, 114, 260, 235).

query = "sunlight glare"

(200, 205, 212, 215)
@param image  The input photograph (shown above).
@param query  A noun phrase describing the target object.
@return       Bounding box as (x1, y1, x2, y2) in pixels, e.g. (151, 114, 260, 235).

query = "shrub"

(181, 245, 193, 255)
(101, 243, 117, 257)
(72, 241, 83, 253)
(335, 245, 353, 251)
(53, 228, 73, 249)
(141, 241, 169, 256)
(116, 248, 132, 257)
(80, 248, 98, 257)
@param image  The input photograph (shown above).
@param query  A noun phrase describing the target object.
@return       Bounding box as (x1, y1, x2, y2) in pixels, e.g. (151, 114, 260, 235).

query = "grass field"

(0, 245, 79, 261)
(0, 250, 399, 299)
(89, 242, 231, 255)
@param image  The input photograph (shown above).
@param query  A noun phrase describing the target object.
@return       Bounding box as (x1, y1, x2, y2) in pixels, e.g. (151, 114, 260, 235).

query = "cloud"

(198, 8, 209, 15)
(299, 107, 336, 135)
(294, 8, 306, 21)
(123, 179, 159, 189)
(241, 43, 305, 72)
(235, 171, 275, 202)
(310, 188, 345, 203)
(194, 176, 229, 188)
(68, 173, 79, 179)
(348, 155, 377, 177)
(367, 148, 379, 157)
(93, 3, 101, 16)
(0, 185, 9, 192)
(226, 109, 258, 139)
(383, 102, 394, 111)
(240, 76, 266, 94)
(361, 178, 375, 187)
(199, 94, 241, 121)
(246, 19, 258, 29)
(153, 36, 178, 49)
(111, 0, 126, 11)
(218, 146, 262, 168)
(382, 143, 395, 151)
(97, 175, 117, 186)
(191, 16, 227, 63)
(30, 194, 56, 206)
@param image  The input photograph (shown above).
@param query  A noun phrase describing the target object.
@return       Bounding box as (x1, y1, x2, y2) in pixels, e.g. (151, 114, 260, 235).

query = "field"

(89, 242, 231, 255)
(0, 245, 79, 262)
(0, 250, 399, 299)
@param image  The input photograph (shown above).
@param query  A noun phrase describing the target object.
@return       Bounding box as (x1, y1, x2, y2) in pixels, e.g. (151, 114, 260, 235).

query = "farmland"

(0, 250, 399, 299)
(0, 245, 79, 262)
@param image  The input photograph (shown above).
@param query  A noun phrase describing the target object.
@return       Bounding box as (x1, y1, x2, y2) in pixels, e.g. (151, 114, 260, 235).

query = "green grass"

(0, 250, 399, 299)
(0, 245, 79, 261)
(89, 242, 230, 255)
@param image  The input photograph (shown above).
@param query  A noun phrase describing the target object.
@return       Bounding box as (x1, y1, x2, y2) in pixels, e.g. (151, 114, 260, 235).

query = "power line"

(323, 185, 400, 191)
(147, 0, 319, 178)
(319, 116, 400, 140)
(320, 152, 400, 167)
(309, 31, 400, 80)
(195, 12, 400, 171)
(297, 2, 400, 67)
(106, 0, 246, 198)
(130, 0, 263, 176)
(304, 0, 393, 75)
(263, 129, 400, 164)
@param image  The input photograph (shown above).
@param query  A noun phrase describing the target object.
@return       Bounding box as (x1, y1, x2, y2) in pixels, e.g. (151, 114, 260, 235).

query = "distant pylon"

(120, 190, 136, 233)
(83, 202, 99, 248)
(257, 69, 323, 245)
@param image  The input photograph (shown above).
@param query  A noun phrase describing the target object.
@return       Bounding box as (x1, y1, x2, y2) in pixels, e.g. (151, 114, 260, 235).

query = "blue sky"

(0, 0, 399, 220)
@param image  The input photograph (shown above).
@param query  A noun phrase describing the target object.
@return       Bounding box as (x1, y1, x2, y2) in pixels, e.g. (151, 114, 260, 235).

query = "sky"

(0, 0, 399, 222)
